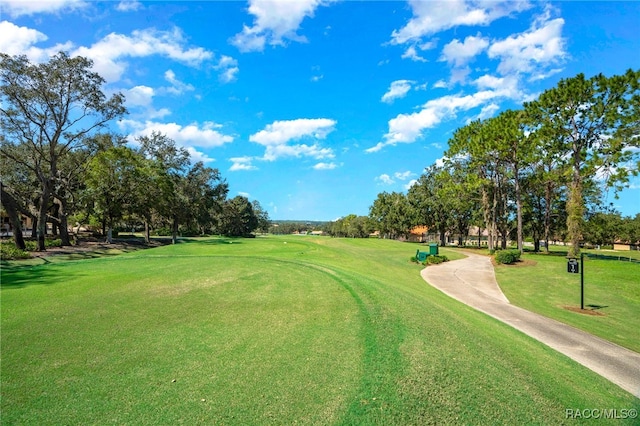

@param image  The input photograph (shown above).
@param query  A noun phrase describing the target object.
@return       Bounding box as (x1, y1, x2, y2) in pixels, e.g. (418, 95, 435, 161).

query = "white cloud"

(214, 55, 239, 83)
(229, 156, 258, 171)
(311, 74, 324, 82)
(433, 80, 448, 89)
(125, 85, 155, 107)
(381, 80, 415, 104)
(185, 147, 216, 164)
(394, 171, 415, 180)
(250, 118, 336, 146)
(164, 70, 195, 94)
(116, 0, 142, 12)
(238, 191, 251, 198)
(313, 162, 337, 170)
(231, 0, 335, 52)
(440, 34, 489, 67)
(1, 0, 87, 17)
(369, 87, 521, 152)
(401, 45, 427, 62)
(391, 0, 531, 45)
(376, 174, 395, 185)
(404, 179, 418, 190)
(249, 118, 336, 162)
(73, 27, 213, 82)
(488, 9, 566, 75)
(0, 21, 73, 62)
(120, 120, 234, 148)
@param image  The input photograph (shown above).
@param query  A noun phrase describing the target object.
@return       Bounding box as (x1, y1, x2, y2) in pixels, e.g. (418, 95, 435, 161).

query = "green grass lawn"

(495, 250, 640, 353)
(1, 237, 638, 425)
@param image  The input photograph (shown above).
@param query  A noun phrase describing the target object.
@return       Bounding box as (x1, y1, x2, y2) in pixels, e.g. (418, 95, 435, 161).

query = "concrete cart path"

(421, 253, 640, 398)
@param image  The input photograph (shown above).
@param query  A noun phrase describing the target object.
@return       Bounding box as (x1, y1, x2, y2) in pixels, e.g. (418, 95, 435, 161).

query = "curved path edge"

(421, 253, 640, 398)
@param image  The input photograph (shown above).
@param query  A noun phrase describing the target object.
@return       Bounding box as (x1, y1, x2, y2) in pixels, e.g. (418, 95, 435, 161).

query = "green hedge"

(494, 249, 522, 265)
(424, 254, 449, 265)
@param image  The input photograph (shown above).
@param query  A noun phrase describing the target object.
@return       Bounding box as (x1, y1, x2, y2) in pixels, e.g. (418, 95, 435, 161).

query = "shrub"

(0, 241, 31, 260)
(424, 254, 449, 265)
(495, 249, 522, 265)
(410, 256, 418, 263)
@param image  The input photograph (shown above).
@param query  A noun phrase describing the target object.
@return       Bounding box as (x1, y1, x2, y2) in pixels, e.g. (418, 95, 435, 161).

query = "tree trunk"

(0, 185, 26, 250)
(567, 179, 583, 258)
(514, 165, 523, 253)
(144, 221, 150, 244)
(106, 226, 113, 244)
(543, 181, 552, 254)
(56, 198, 72, 246)
(36, 186, 50, 251)
(172, 216, 178, 244)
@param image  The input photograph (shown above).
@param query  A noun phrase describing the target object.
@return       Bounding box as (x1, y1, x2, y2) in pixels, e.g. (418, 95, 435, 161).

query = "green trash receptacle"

(429, 243, 439, 255)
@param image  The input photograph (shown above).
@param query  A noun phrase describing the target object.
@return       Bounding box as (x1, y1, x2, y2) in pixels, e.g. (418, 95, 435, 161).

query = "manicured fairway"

(1, 237, 638, 424)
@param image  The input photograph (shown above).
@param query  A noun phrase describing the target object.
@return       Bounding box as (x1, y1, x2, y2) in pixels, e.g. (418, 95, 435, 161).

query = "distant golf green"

(1, 237, 637, 424)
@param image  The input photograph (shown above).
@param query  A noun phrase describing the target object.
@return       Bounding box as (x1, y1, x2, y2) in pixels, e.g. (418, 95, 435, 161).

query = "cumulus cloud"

(381, 80, 415, 104)
(229, 156, 258, 171)
(488, 8, 566, 75)
(313, 162, 337, 170)
(249, 118, 336, 162)
(401, 45, 427, 62)
(125, 85, 155, 107)
(404, 179, 418, 190)
(376, 174, 395, 185)
(368, 87, 521, 152)
(390, 0, 531, 45)
(72, 27, 213, 82)
(116, 0, 142, 12)
(120, 120, 234, 148)
(1, 0, 87, 17)
(214, 55, 239, 83)
(394, 171, 415, 181)
(164, 70, 195, 94)
(0, 21, 73, 62)
(440, 34, 489, 67)
(231, 0, 336, 52)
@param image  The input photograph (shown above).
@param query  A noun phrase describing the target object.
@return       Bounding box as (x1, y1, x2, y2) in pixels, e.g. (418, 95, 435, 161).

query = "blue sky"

(2, 0, 639, 220)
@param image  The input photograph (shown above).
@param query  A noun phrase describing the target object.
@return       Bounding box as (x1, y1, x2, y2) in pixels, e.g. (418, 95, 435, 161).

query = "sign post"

(580, 252, 584, 310)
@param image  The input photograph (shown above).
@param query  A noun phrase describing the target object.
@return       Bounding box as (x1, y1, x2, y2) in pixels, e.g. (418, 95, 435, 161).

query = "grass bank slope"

(495, 251, 640, 353)
(1, 236, 637, 425)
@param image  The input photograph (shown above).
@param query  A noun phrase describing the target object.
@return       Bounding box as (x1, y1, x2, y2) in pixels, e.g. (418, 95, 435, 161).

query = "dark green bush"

(0, 241, 31, 260)
(495, 249, 522, 265)
(423, 254, 448, 265)
(410, 255, 418, 263)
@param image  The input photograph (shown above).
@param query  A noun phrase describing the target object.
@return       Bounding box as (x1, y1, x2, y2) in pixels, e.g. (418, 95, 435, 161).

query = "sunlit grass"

(496, 250, 640, 353)
(1, 236, 637, 424)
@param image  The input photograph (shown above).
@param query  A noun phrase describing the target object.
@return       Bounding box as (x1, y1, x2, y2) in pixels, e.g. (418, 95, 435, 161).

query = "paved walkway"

(421, 253, 640, 398)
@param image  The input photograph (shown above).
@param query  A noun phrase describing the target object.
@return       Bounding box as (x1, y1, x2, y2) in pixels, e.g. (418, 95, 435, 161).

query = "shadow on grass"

(0, 262, 87, 289)
(179, 238, 245, 245)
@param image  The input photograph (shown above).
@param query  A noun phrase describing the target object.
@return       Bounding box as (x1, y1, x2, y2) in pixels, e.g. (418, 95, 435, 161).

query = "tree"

(369, 191, 413, 240)
(137, 132, 190, 244)
(219, 196, 259, 237)
(408, 166, 453, 246)
(447, 120, 512, 250)
(0, 52, 126, 250)
(181, 162, 228, 235)
(251, 200, 270, 234)
(85, 144, 149, 243)
(525, 70, 640, 257)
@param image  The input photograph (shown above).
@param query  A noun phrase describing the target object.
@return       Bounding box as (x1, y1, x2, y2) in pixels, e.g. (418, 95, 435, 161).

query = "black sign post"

(580, 252, 585, 310)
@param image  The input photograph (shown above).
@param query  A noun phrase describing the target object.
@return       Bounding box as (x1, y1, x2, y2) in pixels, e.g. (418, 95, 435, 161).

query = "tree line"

(1, 52, 268, 251)
(368, 70, 640, 256)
